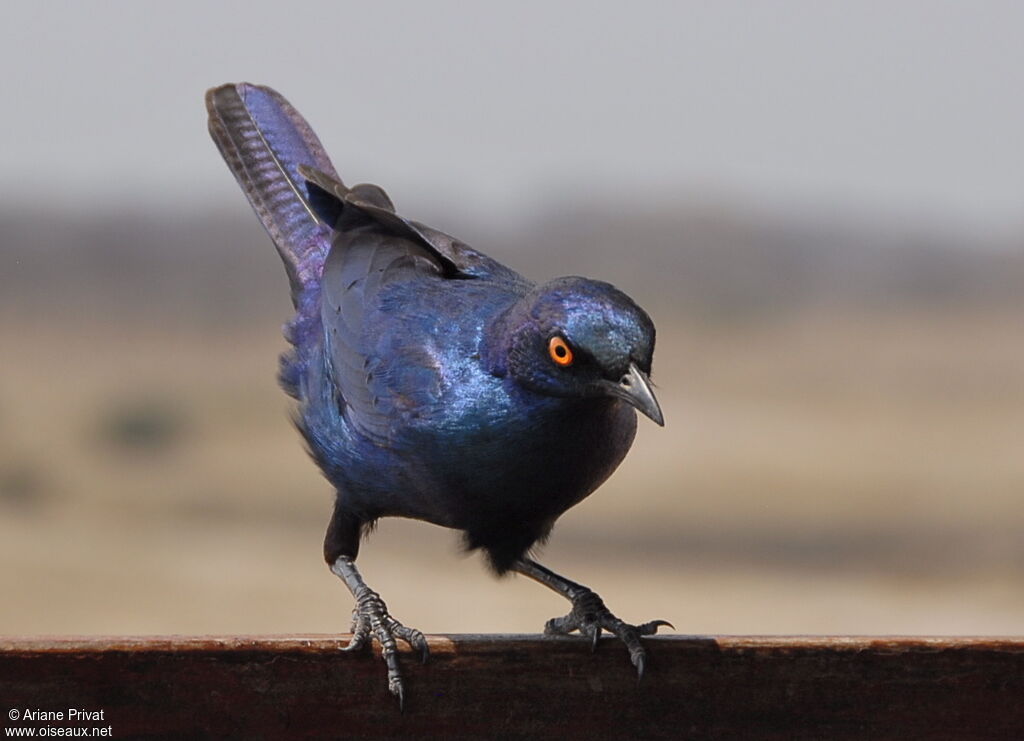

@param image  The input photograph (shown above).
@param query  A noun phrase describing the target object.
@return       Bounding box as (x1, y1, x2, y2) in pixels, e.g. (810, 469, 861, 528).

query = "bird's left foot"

(544, 588, 672, 679)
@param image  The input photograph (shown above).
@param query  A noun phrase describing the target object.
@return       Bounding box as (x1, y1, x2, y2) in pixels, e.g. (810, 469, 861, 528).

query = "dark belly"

(419, 397, 638, 570)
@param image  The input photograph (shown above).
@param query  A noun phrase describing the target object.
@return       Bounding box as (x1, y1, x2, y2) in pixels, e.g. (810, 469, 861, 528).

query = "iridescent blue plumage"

(206, 83, 668, 705)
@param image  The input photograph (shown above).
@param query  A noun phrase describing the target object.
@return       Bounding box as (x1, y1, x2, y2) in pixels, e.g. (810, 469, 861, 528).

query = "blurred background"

(1, 2, 1022, 637)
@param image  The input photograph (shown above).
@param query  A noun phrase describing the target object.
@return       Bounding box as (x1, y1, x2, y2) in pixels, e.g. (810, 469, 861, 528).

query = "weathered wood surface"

(2, 635, 1023, 739)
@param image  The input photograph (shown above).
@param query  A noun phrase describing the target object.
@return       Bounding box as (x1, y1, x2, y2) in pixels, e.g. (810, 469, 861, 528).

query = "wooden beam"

(2, 635, 1022, 739)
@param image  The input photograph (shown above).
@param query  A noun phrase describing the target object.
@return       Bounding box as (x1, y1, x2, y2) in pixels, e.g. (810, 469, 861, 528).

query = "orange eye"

(548, 336, 574, 367)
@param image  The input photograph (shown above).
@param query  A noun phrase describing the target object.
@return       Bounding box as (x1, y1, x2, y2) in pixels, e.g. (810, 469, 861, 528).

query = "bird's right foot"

(343, 584, 428, 709)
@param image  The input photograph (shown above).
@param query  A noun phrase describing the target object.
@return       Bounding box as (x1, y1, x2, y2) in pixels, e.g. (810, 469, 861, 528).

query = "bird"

(206, 82, 669, 707)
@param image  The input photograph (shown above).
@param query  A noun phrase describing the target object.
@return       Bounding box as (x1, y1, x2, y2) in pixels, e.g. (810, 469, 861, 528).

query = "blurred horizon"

(3, 191, 1022, 635)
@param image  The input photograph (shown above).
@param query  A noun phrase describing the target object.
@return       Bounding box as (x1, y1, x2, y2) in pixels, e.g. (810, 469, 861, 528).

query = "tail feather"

(206, 83, 338, 301)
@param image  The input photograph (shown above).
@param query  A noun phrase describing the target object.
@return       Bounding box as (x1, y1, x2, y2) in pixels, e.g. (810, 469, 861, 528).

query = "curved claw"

(392, 681, 405, 713)
(635, 652, 646, 682)
(637, 619, 674, 635)
(341, 632, 368, 652)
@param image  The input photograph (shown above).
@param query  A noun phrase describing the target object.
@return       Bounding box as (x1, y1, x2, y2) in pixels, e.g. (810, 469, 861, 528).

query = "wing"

(206, 83, 337, 301)
(308, 164, 531, 441)
(320, 227, 453, 443)
(301, 166, 524, 284)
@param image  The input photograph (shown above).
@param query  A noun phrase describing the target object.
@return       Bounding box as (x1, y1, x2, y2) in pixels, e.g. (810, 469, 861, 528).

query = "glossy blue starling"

(206, 83, 669, 707)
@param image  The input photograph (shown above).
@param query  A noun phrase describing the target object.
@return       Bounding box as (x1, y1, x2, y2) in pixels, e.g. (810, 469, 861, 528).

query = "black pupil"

(555, 344, 567, 358)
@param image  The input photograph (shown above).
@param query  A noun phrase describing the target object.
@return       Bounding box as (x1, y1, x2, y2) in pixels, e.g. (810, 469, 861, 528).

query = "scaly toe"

(342, 610, 370, 652)
(389, 620, 430, 664)
(543, 614, 576, 636)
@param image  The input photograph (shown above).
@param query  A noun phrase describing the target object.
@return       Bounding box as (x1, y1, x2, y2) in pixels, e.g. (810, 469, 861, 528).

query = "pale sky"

(2, 1, 1022, 233)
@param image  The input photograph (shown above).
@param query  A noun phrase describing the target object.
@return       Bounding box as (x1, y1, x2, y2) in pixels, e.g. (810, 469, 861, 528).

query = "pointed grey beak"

(603, 362, 664, 426)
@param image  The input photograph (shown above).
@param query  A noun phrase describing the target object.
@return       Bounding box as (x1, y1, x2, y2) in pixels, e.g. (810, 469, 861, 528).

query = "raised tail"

(206, 83, 338, 303)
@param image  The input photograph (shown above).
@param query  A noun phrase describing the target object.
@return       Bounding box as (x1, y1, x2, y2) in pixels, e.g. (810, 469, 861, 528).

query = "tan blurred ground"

(2, 301, 1022, 636)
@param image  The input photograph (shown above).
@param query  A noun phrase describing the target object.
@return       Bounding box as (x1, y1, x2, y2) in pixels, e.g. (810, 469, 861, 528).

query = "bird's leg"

(512, 557, 672, 679)
(330, 555, 428, 709)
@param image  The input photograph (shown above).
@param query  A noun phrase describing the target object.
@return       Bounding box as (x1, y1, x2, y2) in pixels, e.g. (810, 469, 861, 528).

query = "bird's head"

(490, 277, 663, 425)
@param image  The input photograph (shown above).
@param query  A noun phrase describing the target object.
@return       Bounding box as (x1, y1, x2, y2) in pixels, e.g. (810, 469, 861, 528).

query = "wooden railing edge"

(3, 634, 1023, 739)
